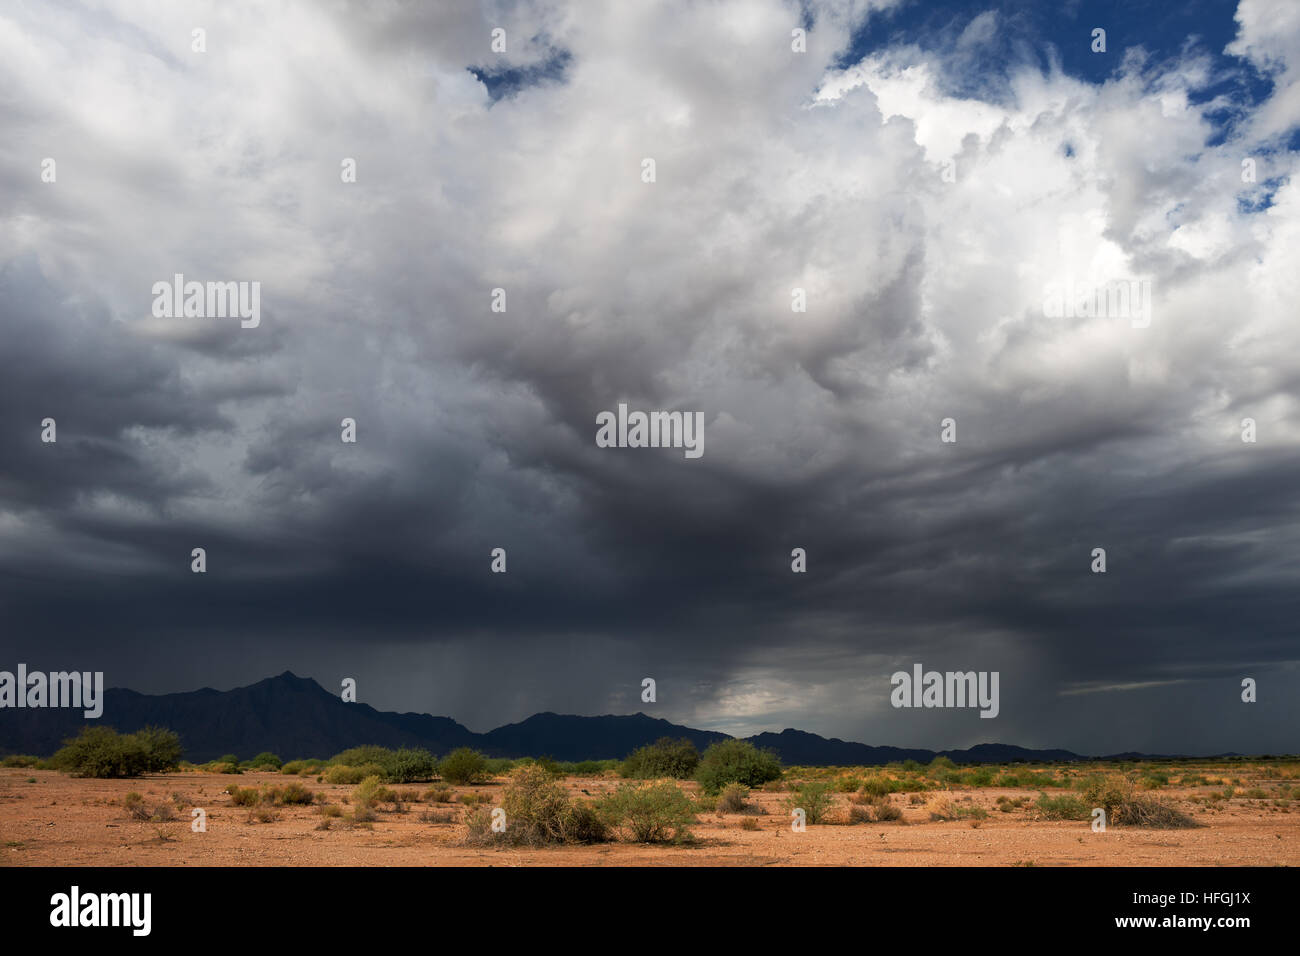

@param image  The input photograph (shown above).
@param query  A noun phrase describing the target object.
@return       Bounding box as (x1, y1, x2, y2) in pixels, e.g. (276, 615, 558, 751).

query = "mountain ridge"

(0, 670, 1201, 765)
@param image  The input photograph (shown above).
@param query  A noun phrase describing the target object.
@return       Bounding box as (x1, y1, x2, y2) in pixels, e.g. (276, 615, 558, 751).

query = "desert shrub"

(1081, 774, 1200, 829)
(717, 783, 750, 813)
(52, 727, 151, 778)
(269, 782, 315, 805)
(1035, 793, 1089, 820)
(784, 781, 836, 824)
(1, 754, 38, 768)
(318, 803, 343, 818)
(871, 797, 903, 822)
(324, 765, 368, 785)
(740, 817, 761, 830)
(929, 756, 957, 771)
(997, 795, 1028, 812)
(859, 776, 898, 799)
(386, 748, 437, 783)
(281, 759, 326, 775)
(558, 759, 616, 776)
(248, 752, 282, 770)
(482, 758, 516, 776)
(355, 775, 397, 809)
(227, 784, 260, 807)
(122, 727, 182, 773)
(123, 792, 149, 820)
(598, 781, 696, 843)
(419, 809, 458, 823)
(967, 767, 995, 787)
(331, 746, 393, 768)
(123, 792, 175, 822)
(439, 748, 489, 785)
(620, 738, 700, 780)
(848, 805, 872, 824)
(425, 787, 454, 803)
(926, 797, 958, 821)
(695, 740, 782, 794)
(249, 806, 280, 823)
(464, 764, 606, 846)
(530, 755, 564, 776)
(1138, 772, 1170, 790)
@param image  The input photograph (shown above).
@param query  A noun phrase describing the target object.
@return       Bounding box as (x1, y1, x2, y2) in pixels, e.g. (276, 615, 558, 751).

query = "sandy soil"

(1, 769, 1295, 866)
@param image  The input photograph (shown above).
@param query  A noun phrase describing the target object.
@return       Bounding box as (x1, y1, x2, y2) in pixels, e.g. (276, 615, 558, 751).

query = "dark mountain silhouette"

(1, 670, 1132, 765)
(482, 712, 729, 761)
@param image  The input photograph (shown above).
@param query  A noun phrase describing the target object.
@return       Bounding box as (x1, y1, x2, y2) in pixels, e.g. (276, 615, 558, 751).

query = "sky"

(1, 0, 1297, 756)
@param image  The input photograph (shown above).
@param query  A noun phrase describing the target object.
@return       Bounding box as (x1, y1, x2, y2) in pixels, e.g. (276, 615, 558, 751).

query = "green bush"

(324, 764, 368, 785)
(695, 740, 782, 794)
(859, 775, 898, 798)
(386, 748, 437, 783)
(355, 775, 397, 809)
(439, 747, 489, 785)
(268, 781, 315, 805)
(1, 755, 40, 768)
(598, 781, 696, 843)
(248, 752, 282, 770)
(52, 727, 150, 778)
(557, 759, 616, 776)
(784, 780, 836, 824)
(620, 738, 700, 780)
(227, 784, 260, 807)
(331, 746, 393, 768)
(1035, 793, 1091, 820)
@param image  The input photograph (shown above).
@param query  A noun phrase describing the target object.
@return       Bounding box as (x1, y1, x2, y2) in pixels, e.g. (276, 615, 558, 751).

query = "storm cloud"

(1, 0, 1297, 755)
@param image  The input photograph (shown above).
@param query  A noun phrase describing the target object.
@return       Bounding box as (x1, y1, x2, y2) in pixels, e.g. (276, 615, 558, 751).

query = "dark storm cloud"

(0, 0, 1296, 753)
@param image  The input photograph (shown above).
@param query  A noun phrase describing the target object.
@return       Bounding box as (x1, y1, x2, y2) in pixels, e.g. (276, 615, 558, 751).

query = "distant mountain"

(0, 672, 480, 762)
(747, 729, 936, 765)
(2, 671, 1123, 765)
(482, 712, 729, 762)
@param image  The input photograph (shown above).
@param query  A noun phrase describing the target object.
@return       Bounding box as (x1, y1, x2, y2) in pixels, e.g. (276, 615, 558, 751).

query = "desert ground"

(1, 761, 1296, 866)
